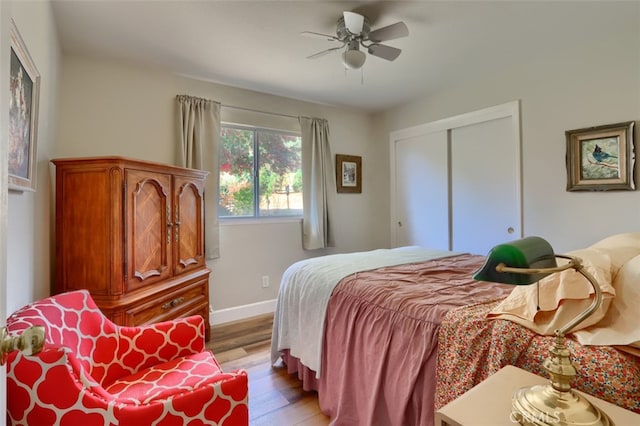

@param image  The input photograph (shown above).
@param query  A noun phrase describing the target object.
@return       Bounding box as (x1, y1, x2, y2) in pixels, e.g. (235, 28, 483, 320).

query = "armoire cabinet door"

(54, 163, 122, 296)
(173, 175, 206, 275)
(125, 169, 173, 291)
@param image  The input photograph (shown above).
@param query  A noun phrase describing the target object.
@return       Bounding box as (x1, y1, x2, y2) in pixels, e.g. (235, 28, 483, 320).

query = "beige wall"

(7, 0, 61, 315)
(55, 55, 387, 319)
(377, 1, 640, 254)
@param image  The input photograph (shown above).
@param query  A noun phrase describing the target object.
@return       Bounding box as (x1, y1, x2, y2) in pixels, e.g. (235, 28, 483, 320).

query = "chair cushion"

(105, 350, 229, 404)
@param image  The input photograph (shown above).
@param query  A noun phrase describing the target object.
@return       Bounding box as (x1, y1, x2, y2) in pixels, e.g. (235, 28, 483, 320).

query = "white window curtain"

(176, 94, 221, 259)
(299, 116, 335, 250)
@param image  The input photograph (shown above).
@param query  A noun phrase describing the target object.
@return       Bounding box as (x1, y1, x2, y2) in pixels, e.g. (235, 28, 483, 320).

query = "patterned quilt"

(436, 299, 640, 413)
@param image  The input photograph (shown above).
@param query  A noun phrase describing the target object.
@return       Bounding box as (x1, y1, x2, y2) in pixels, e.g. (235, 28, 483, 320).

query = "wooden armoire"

(52, 156, 211, 339)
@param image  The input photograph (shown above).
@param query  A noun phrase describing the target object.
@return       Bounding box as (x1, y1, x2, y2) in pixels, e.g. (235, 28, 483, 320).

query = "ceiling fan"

(302, 11, 409, 70)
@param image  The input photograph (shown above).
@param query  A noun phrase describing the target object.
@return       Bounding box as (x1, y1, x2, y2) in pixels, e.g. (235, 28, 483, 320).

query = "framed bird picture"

(565, 121, 635, 191)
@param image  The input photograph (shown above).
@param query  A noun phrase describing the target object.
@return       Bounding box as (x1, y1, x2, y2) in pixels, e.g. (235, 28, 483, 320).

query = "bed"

(270, 247, 513, 425)
(270, 234, 640, 425)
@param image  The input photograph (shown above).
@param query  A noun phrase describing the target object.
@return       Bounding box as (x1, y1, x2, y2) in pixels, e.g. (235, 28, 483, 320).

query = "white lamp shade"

(342, 49, 366, 69)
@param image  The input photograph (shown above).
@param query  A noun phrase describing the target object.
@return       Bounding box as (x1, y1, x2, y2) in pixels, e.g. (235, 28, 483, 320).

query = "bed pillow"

(487, 247, 615, 336)
(588, 232, 640, 273)
(573, 253, 640, 348)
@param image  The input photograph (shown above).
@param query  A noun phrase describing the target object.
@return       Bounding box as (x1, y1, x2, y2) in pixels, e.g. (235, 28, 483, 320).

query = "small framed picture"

(8, 19, 40, 192)
(565, 121, 635, 191)
(336, 154, 361, 193)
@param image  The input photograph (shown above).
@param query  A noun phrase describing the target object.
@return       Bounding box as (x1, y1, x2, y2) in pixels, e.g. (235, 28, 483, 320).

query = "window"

(218, 124, 302, 218)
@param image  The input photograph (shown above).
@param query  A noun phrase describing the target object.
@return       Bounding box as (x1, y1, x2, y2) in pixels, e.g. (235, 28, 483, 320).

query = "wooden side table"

(435, 365, 640, 426)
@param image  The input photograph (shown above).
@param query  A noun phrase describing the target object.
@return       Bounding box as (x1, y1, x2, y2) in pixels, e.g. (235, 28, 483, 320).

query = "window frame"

(219, 122, 303, 220)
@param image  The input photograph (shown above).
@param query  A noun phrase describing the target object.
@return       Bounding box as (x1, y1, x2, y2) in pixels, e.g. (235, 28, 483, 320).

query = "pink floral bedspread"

(436, 299, 640, 413)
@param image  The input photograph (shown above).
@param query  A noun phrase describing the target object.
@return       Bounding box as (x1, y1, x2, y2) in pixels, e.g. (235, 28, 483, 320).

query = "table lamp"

(473, 236, 613, 426)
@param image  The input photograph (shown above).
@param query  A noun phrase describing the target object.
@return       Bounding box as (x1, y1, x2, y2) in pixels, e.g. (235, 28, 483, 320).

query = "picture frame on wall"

(336, 154, 362, 193)
(566, 121, 635, 191)
(8, 19, 40, 192)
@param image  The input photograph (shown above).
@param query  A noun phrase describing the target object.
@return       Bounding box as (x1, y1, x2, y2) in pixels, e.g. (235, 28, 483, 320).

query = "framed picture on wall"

(8, 19, 40, 192)
(565, 121, 635, 191)
(336, 154, 362, 193)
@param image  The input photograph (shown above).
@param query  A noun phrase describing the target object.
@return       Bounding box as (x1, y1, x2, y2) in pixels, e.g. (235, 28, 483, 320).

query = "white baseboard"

(211, 299, 277, 326)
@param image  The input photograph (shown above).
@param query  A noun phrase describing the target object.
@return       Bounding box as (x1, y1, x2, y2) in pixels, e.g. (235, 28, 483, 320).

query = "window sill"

(220, 217, 303, 226)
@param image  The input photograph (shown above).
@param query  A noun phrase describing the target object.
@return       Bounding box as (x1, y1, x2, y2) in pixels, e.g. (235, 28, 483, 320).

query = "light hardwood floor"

(207, 314, 330, 426)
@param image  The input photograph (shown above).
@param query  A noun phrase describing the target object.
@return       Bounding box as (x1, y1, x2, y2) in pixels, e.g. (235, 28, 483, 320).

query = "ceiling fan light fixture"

(342, 48, 366, 69)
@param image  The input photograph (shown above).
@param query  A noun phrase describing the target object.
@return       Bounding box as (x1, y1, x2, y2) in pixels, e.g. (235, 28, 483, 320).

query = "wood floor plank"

(215, 347, 248, 364)
(251, 394, 327, 426)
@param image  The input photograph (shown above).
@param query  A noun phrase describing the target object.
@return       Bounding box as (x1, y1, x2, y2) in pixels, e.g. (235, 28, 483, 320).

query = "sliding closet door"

(451, 117, 520, 254)
(394, 131, 448, 249)
(390, 101, 521, 252)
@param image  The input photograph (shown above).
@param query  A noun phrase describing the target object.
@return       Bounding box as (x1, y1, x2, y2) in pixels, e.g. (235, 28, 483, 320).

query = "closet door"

(451, 116, 520, 254)
(394, 131, 449, 249)
(390, 101, 521, 253)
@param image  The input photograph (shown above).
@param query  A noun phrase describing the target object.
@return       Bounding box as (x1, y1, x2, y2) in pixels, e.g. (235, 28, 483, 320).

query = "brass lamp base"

(512, 384, 613, 426)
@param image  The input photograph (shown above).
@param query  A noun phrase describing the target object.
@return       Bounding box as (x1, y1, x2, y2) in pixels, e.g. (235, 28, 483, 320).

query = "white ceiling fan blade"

(368, 44, 402, 61)
(307, 45, 343, 59)
(343, 11, 364, 34)
(300, 31, 340, 42)
(368, 22, 409, 42)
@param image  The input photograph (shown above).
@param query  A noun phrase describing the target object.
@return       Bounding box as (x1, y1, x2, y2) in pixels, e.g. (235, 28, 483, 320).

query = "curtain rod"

(221, 104, 298, 120)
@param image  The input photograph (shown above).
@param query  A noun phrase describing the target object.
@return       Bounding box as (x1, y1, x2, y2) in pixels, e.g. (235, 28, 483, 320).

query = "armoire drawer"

(126, 281, 208, 326)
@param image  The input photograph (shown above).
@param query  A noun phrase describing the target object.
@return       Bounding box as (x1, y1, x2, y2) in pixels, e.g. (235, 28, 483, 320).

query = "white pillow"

(574, 253, 640, 346)
(589, 232, 640, 273)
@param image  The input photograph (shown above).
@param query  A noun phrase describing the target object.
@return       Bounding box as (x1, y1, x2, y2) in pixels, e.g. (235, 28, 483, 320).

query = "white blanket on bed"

(270, 246, 456, 377)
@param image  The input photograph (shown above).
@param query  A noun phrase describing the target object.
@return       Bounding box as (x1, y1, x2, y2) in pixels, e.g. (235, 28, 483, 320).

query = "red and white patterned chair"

(5, 290, 248, 426)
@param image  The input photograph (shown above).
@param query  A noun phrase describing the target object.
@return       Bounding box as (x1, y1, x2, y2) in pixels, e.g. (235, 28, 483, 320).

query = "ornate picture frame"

(336, 154, 362, 193)
(565, 121, 635, 191)
(8, 19, 40, 192)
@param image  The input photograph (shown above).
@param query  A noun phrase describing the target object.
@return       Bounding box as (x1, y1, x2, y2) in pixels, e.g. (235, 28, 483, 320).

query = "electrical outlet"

(261, 275, 270, 288)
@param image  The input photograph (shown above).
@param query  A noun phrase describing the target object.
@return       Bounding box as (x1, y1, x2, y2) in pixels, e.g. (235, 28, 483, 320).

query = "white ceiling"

(50, 1, 615, 113)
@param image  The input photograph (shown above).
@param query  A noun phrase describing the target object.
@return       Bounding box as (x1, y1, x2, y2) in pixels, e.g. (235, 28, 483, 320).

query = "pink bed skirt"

(282, 349, 320, 392)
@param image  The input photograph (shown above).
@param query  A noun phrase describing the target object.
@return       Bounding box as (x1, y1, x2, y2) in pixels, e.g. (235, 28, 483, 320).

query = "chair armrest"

(7, 348, 116, 424)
